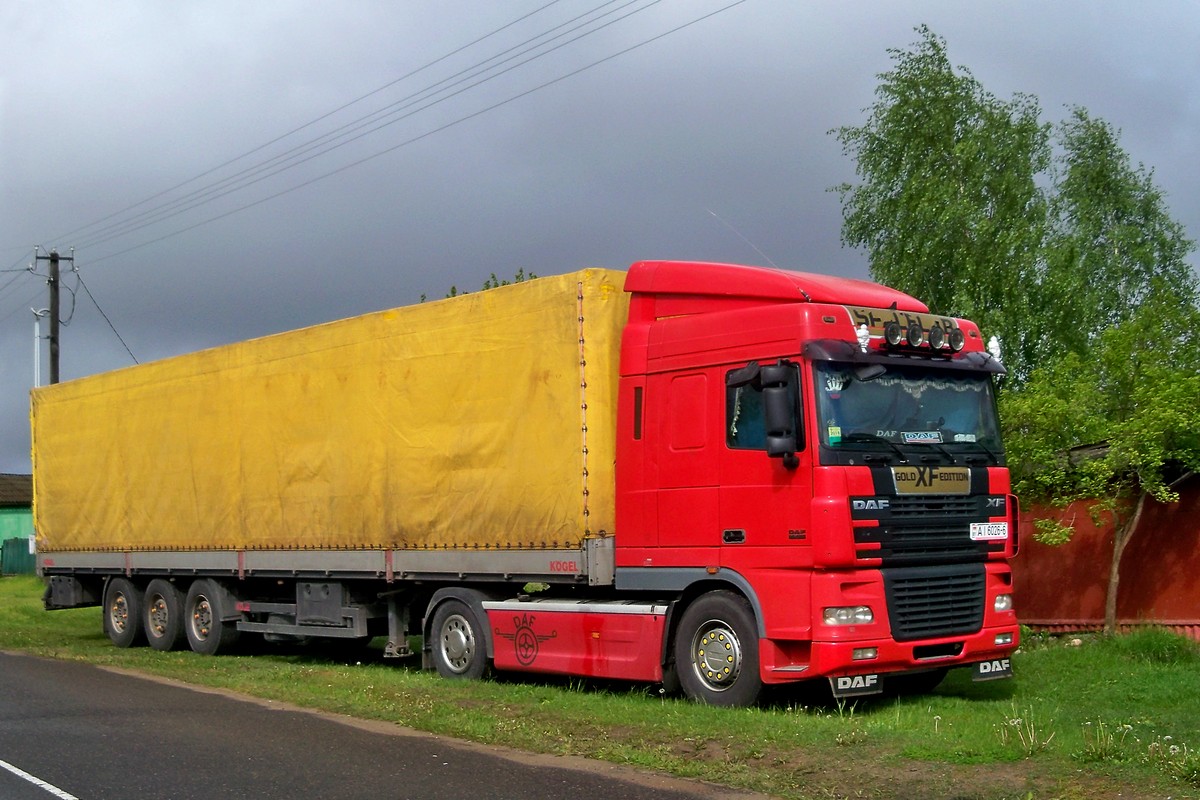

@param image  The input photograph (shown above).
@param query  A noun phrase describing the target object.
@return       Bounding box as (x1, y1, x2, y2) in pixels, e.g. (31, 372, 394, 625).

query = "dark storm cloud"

(1, 0, 1198, 471)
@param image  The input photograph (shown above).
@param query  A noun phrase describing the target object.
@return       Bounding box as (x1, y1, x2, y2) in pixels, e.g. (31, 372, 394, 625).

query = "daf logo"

(978, 658, 1011, 674)
(836, 674, 879, 691)
(852, 498, 890, 511)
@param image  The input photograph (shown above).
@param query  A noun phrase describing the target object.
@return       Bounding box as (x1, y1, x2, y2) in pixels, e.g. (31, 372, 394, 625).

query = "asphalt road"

(0, 652, 767, 800)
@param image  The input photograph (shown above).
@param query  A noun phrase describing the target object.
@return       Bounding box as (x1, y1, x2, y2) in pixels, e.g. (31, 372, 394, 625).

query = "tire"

(673, 591, 762, 707)
(184, 579, 241, 656)
(429, 599, 488, 679)
(103, 577, 145, 648)
(143, 578, 186, 651)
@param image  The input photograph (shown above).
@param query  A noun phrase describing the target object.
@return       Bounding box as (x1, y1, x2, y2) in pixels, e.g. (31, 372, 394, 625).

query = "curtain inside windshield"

(814, 362, 1000, 448)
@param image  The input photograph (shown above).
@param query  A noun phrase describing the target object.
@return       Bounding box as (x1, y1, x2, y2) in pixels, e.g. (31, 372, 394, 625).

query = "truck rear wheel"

(184, 579, 241, 656)
(144, 579, 185, 651)
(674, 591, 762, 707)
(430, 599, 487, 679)
(103, 577, 145, 648)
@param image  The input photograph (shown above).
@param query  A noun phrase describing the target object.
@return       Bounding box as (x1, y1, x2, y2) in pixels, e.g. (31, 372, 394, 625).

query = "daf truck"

(35, 260, 1018, 706)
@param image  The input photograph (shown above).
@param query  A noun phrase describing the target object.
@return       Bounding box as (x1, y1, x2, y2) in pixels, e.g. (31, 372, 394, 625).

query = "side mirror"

(726, 361, 760, 389)
(760, 362, 799, 469)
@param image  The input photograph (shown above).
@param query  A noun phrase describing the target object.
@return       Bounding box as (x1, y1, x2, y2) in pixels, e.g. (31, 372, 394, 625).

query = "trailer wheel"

(103, 577, 145, 648)
(184, 579, 241, 656)
(144, 579, 185, 651)
(674, 591, 762, 707)
(430, 599, 487, 679)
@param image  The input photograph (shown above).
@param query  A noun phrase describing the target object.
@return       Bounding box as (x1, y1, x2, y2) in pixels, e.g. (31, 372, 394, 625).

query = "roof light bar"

(883, 321, 903, 346)
(905, 321, 923, 347)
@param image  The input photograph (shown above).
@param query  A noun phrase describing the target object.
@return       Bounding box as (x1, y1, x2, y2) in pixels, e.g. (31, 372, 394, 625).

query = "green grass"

(3, 575, 1198, 799)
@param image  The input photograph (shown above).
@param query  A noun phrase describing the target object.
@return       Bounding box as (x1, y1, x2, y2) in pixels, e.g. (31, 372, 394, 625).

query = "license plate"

(969, 522, 1008, 541)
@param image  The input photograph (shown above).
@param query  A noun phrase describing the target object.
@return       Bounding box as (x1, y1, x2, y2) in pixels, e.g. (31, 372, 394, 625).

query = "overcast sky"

(2, 1, 1198, 474)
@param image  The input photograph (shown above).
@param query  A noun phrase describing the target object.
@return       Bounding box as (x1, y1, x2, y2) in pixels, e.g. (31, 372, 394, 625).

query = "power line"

(81, 0, 746, 265)
(70, 0, 651, 251)
(0, 287, 43, 327)
(52, 0, 572, 246)
(4, 1, 746, 341)
(76, 271, 137, 365)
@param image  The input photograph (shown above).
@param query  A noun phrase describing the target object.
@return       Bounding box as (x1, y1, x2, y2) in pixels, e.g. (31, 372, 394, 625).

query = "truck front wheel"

(103, 577, 145, 648)
(144, 579, 185, 651)
(674, 591, 762, 707)
(430, 599, 487, 679)
(184, 579, 241, 656)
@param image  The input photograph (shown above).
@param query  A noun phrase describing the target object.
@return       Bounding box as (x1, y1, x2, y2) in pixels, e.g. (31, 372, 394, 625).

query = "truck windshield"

(813, 361, 1002, 459)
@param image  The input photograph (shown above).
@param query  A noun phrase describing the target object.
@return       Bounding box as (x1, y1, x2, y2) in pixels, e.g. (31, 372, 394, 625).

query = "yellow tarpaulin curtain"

(32, 269, 627, 552)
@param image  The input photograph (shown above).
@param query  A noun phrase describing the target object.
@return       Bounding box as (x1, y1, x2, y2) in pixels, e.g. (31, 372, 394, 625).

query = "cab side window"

(725, 364, 803, 451)
(726, 384, 766, 449)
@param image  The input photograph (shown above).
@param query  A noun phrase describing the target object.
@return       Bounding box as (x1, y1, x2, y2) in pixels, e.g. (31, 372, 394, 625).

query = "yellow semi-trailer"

(34, 269, 625, 554)
(36, 261, 1018, 706)
(36, 270, 626, 662)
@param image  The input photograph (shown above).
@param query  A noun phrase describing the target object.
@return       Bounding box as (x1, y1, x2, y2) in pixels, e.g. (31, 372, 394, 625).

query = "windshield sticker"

(902, 431, 943, 444)
(824, 374, 848, 394)
(828, 425, 842, 443)
(953, 433, 977, 443)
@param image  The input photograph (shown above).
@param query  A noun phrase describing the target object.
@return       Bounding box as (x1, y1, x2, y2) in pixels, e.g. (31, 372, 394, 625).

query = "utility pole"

(34, 247, 73, 385)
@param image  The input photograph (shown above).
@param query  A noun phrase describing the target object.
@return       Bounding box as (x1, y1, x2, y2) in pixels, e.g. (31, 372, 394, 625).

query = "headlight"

(994, 594, 1013, 612)
(824, 606, 874, 626)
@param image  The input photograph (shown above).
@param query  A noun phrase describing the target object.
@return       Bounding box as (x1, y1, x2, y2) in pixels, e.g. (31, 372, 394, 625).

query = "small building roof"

(0, 474, 33, 506)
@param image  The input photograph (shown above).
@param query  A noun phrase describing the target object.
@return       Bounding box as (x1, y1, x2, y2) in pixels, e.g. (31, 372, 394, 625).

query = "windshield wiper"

(912, 440, 959, 465)
(839, 433, 909, 464)
(964, 440, 1001, 465)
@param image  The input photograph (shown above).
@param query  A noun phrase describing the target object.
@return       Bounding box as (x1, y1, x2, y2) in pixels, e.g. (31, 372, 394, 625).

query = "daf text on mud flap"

(830, 673, 883, 697)
(972, 658, 1013, 681)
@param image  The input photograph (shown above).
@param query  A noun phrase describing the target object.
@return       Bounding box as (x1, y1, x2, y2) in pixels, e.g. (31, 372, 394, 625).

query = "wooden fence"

(1013, 478, 1200, 641)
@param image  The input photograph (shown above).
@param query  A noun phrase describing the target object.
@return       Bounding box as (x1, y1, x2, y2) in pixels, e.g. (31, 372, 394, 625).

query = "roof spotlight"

(906, 321, 924, 347)
(948, 327, 966, 352)
(928, 324, 946, 349)
(883, 320, 903, 347)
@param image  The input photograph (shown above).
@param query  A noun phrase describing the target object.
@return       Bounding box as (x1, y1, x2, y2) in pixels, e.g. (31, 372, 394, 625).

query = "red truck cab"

(612, 260, 1018, 704)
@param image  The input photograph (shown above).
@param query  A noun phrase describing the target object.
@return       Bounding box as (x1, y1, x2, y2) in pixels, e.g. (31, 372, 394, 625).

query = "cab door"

(650, 370, 721, 558)
(718, 361, 813, 566)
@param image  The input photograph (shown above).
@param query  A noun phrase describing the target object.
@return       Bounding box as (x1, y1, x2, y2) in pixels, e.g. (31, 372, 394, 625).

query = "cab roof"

(624, 260, 928, 313)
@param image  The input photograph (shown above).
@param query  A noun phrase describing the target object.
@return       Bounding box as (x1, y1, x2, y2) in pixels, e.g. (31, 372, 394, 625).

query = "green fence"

(0, 507, 34, 575)
(1, 536, 35, 575)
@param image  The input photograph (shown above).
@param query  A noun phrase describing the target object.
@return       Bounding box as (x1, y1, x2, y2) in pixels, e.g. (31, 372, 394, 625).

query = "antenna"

(705, 209, 780, 269)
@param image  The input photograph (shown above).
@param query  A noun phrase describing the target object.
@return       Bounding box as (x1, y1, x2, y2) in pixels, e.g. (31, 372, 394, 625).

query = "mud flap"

(972, 657, 1013, 681)
(829, 673, 884, 698)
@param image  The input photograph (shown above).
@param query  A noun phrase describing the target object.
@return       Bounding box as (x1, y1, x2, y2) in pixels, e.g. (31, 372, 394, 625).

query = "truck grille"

(852, 494, 1004, 566)
(882, 564, 985, 642)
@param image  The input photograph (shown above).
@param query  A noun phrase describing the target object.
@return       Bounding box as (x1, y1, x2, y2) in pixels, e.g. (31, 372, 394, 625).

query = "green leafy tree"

(837, 27, 1200, 633)
(1002, 289, 1200, 632)
(833, 28, 1197, 385)
(1041, 108, 1198, 359)
(833, 25, 1050, 382)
